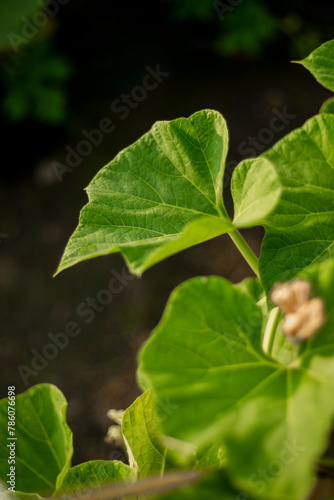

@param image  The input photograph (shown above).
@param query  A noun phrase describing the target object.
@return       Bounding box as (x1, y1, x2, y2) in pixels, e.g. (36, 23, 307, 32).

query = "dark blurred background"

(1, 0, 333, 465)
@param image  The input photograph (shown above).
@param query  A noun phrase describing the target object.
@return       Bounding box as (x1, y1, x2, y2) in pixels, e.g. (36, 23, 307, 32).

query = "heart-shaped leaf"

(56, 110, 281, 277)
(138, 260, 334, 500)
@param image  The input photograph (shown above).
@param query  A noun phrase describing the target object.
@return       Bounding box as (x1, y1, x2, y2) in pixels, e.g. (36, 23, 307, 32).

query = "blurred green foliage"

(0, 0, 73, 125)
(280, 13, 323, 60)
(163, 0, 213, 21)
(163, 0, 324, 59)
(215, 0, 277, 58)
(0, 0, 328, 125)
(0, 0, 41, 51)
(1, 41, 73, 124)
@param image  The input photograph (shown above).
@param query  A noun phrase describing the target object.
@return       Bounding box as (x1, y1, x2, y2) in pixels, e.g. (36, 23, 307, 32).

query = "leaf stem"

(228, 229, 259, 277)
(263, 307, 281, 356)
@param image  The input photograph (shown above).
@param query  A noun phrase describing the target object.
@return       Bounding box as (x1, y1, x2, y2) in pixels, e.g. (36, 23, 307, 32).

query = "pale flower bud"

(270, 280, 311, 314)
(270, 279, 325, 343)
(293, 298, 325, 342)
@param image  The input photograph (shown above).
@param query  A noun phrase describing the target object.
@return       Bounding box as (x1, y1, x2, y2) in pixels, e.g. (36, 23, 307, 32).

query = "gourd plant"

(2, 39, 334, 500)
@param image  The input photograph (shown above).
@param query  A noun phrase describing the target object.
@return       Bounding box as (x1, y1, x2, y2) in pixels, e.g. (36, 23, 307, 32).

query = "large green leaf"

(56, 110, 281, 276)
(259, 113, 334, 293)
(138, 262, 334, 500)
(0, 384, 72, 497)
(296, 39, 334, 92)
(56, 460, 136, 496)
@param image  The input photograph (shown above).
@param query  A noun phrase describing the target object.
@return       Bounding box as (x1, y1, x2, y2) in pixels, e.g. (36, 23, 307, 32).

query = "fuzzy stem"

(228, 229, 259, 277)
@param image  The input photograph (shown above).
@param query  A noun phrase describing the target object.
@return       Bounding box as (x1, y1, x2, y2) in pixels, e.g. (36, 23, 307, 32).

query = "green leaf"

(56, 460, 136, 496)
(138, 267, 334, 500)
(137, 277, 269, 444)
(0, 384, 72, 497)
(296, 39, 334, 92)
(234, 277, 265, 303)
(56, 110, 231, 276)
(122, 390, 225, 478)
(193, 443, 225, 469)
(231, 157, 281, 228)
(122, 390, 172, 478)
(259, 113, 334, 293)
(56, 110, 281, 277)
(320, 97, 334, 114)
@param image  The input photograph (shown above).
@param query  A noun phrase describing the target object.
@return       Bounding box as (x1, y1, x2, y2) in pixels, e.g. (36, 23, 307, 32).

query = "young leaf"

(56, 110, 281, 277)
(138, 268, 334, 500)
(231, 157, 282, 227)
(122, 390, 225, 478)
(55, 460, 136, 496)
(122, 390, 171, 478)
(0, 384, 72, 497)
(296, 39, 334, 92)
(259, 113, 334, 293)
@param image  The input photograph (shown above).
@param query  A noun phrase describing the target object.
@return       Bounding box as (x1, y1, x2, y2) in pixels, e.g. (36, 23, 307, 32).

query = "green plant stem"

(263, 307, 281, 356)
(228, 229, 259, 277)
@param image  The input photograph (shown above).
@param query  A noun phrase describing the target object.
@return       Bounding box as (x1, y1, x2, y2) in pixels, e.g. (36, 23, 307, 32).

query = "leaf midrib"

(87, 192, 223, 219)
(152, 123, 220, 212)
